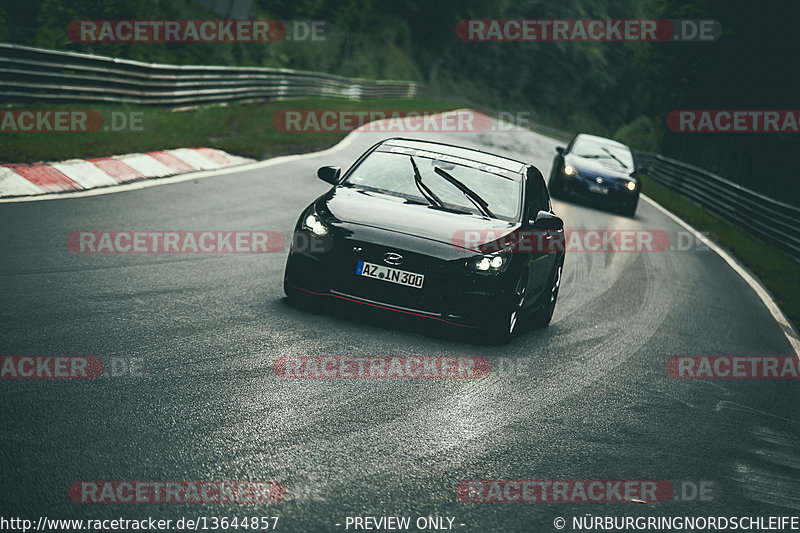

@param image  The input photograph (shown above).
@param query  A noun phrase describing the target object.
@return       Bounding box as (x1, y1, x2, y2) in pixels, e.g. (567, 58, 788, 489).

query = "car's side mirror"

(317, 166, 341, 185)
(530, 210, 564, 231)
(631, 165, 647, 176)
(555, 146, 566, 155)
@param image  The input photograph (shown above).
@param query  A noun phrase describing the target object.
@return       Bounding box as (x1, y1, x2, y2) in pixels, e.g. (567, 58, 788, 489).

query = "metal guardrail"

(0, 42, 575, 143)
(1, 43, 796, 258)
(0, 43, 429, 105)
(637, 152, 800, 259)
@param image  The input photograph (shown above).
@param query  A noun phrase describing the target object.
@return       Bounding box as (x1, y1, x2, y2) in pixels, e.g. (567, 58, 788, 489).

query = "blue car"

(548, 134, 645, 216)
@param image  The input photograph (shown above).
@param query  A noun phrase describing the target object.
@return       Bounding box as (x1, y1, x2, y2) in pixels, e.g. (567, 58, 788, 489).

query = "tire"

(529, 261, 563, 329)
(485, 275, 527, 345)
(284, 282, 318, 311)
(548, 176, 563, 199)
(486, 307, 519, 345)
(283, 256, 314, 308)
(622, 195, 639, 217)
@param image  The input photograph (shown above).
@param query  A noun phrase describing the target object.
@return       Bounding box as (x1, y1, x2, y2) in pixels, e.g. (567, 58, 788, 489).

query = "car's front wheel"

(530, 261, 563, 329)
(283, 255, 314, 308)
(486, 275, 527, 344)
(622, 195, 639, 217)
(547, 175, 563, 199)
(284, 281, 309, 303)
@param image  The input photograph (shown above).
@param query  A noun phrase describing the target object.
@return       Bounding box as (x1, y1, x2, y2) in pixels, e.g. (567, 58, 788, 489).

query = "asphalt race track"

(1, 120, 799, 531)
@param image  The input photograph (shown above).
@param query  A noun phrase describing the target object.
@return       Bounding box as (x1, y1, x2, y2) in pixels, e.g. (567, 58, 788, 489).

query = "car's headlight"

(302, 212, 329, 236)
(625, 180, 637, 191)
(563, 164, 577, 176)
(470, 253, 510, 274)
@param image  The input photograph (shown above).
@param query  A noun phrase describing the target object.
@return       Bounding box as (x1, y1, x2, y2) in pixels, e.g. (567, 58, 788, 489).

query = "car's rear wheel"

(530, 261, 563, 329)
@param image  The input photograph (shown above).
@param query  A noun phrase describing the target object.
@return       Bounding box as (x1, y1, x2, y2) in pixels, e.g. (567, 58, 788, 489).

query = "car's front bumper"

(284, 232, 522, 330)
(560, 173, 638, 208)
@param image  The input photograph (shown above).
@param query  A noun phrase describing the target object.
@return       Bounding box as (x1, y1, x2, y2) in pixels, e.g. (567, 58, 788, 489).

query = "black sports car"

(283, 138, 565, 343)
(548, 134, 645, 216)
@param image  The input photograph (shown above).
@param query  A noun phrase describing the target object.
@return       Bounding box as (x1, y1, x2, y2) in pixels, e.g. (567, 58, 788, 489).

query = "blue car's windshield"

(572, 137, 633, 170)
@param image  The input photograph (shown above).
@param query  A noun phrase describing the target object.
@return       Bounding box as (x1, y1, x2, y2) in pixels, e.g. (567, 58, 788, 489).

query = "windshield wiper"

(601, 147, 628, 169)
(410, 156, 445, 209)
(432, 166, 495, 219)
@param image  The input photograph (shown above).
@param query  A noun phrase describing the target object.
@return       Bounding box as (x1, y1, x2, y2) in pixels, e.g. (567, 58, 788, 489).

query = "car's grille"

(578, 174, 625, 189)
(329, 239, 456, 313)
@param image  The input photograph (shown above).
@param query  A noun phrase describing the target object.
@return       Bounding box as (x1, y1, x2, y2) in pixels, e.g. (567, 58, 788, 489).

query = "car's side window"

(536, 180, 550, 212)
(526, 167, 550, 216)
(539, 180, 552, 211)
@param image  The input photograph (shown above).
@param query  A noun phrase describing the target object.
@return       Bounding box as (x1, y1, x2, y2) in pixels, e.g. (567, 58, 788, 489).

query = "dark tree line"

(2, 0, 799, 201)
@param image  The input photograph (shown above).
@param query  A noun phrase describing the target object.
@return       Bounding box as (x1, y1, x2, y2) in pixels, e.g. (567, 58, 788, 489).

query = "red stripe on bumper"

(292, 286, 482, 329)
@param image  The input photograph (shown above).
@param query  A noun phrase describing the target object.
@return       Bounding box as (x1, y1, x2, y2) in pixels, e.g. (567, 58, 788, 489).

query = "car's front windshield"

(342, 150, 522, 222)
(572, 138, 633, 170)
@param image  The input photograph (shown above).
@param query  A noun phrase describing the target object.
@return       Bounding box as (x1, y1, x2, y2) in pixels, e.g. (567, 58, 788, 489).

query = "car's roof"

(574, 133, 630, 150)
(381, 138, 528, 173)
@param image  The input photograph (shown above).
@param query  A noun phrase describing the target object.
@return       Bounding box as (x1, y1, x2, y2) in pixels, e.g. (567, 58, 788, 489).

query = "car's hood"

(565, 154, 634, 180)
(320, 186, 518, 251)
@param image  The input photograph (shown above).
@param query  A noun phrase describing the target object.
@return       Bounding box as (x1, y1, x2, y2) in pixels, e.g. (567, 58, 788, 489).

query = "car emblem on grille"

(596, 177, 604, 183)
(383, 252, 403, 266)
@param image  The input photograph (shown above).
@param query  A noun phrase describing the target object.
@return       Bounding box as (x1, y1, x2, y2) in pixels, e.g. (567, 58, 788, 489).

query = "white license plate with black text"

(356, 261, 424, 289)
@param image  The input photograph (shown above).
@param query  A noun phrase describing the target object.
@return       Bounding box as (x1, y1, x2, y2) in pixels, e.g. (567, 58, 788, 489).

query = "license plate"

(588, 184, 609, 195)
(356, 260, 424, 289)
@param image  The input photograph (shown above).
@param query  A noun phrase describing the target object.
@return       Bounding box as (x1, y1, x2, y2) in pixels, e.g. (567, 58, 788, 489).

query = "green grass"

(0, 97, 459, 163)
(641, 174, 800, 330)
